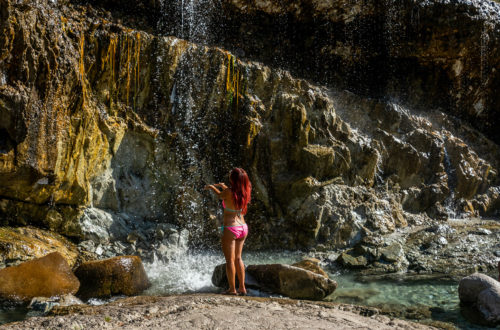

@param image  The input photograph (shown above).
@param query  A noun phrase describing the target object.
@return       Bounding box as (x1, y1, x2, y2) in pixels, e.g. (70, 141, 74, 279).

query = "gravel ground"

(2, 294, 437, 329)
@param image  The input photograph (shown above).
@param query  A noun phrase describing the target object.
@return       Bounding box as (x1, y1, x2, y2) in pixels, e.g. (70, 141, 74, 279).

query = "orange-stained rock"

(74, 256, 150, 299)
(0, 252, 80, 302)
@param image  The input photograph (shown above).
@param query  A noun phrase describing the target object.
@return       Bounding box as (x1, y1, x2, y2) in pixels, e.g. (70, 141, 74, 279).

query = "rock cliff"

(0, 0, 499, 259)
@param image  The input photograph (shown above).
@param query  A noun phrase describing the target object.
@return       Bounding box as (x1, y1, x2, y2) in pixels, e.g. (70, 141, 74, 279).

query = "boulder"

(459, 273, 500, 326)
(477, 286, 500, 324)
(74, 256, 150, 299)
(0, 226, 79, 268)
(246, 264, 337, 300)
(211, 263, 260, 289)
(0, 252, 80, 302)
(458, 273, 500, 303)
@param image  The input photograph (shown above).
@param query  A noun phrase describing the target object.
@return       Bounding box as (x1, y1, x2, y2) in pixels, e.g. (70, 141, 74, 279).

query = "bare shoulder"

(220, 187, 231, 199)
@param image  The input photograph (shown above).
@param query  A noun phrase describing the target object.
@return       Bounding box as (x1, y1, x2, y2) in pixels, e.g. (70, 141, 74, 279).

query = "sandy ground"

(2, 294, 437, 329)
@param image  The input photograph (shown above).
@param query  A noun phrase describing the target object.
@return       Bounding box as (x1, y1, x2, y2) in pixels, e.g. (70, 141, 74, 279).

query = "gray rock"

(28, 297, 58, 314)
(28, 294, 83, 315)
(459, 273, 500, 326)
(437, 237, 448, 245)
(78, 208, 130, 244)
(337, 252, 368, 268)
(477, 285, 500, 324)
(95, 245, 104, 256)
(459, 273, 500, 303)
(380, 243, 404, 263)
(475, 228, 492, 235)
(155, 228, 165, 240)
(78, 240, 96, 253)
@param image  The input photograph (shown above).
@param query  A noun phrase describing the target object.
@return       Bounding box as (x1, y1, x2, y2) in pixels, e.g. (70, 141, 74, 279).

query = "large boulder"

(0, 226, 79, 269)
(246, 264, 337, 300)
(459, 272, 500, 303)
(0, 252, 80, 302)
(458, 273, 500, 326)
(74, 256, 150, 299)
(211, 263, 263, 290)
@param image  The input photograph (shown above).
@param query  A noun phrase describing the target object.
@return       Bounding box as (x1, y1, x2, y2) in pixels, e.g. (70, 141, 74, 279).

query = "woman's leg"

(221, 229, 237, 294)
(234, 237, 246, 294)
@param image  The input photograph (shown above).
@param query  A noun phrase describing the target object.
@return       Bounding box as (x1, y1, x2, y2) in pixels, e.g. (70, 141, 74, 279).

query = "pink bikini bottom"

(221, 224, 248, 239)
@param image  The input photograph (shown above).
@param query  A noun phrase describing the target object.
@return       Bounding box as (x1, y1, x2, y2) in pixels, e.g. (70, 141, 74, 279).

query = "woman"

(205, 168, 251, 296)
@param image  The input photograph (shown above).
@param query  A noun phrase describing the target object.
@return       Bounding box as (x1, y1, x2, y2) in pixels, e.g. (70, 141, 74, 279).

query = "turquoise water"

(0, 251, 497, 329)
(326, 272, 499, 329)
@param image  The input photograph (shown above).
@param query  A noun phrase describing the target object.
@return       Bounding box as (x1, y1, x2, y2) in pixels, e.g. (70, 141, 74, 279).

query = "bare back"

(221, 188, 246, 226)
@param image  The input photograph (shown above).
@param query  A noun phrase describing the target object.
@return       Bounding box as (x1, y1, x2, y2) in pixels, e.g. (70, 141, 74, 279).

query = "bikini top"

(222, 200, 244, 220)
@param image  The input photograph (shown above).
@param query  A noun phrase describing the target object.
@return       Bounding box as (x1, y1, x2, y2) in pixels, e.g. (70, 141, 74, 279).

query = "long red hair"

(229, 168, 252, 215)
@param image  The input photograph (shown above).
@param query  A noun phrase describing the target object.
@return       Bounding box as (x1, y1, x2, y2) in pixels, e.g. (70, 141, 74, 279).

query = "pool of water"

(0, 305, 29, 326)
(0, 251, 496, 329)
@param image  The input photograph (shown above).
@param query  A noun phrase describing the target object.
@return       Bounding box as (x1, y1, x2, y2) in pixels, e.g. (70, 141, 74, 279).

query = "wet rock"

(0, 227, 79, 269)
(246, 264, 337, 300)
(459, 273, 500, 326)
(0, 252, 80, 302)
(74, 256, 150, 299)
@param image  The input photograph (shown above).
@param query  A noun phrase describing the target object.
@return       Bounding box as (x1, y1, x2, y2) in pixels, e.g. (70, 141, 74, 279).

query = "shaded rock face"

(74, 256, 150, 299)
(0, 252, 80, 302)
(0, 0, 499, 255)
(0, 226, 79, 268)
(458, 273, 500, 326)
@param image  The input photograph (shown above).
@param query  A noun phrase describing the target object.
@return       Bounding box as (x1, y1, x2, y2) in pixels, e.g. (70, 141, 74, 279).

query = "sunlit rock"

(0, 226, 78, 268)
(0, 252, 80, 302)
(74, 256, 150, 299)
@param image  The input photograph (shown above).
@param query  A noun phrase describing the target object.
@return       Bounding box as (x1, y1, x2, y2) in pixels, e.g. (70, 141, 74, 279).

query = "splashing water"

(143, 250, 303, 295)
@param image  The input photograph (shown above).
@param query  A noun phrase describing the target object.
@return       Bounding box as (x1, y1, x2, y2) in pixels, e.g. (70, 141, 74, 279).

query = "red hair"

(229, 168, 252, 215)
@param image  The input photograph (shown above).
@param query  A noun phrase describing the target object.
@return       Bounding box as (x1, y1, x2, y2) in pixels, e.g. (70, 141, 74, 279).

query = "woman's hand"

(214, 182, 228, 189)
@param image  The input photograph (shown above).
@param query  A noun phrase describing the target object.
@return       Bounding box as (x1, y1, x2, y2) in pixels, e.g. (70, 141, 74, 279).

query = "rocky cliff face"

(0, 0, 499, 262)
